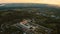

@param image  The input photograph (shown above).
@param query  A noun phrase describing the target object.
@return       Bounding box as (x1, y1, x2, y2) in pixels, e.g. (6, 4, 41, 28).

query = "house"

(12, 19, 52, 34)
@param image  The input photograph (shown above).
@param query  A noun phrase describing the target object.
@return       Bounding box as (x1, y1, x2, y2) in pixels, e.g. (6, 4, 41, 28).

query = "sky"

(0, 0, 60, 6)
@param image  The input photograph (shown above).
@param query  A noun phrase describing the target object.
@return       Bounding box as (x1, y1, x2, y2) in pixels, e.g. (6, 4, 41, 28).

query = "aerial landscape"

(0, 3, 59, 34)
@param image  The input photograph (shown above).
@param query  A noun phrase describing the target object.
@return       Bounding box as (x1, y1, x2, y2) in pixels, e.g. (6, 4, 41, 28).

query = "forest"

(0, 8, 59, 34)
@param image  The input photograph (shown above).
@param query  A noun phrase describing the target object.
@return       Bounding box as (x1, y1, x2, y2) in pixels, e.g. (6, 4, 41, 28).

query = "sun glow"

(0, 0, 60, 6)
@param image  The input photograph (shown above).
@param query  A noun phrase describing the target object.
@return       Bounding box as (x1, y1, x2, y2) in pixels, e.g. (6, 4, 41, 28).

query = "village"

(0, 19, 52, 34)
